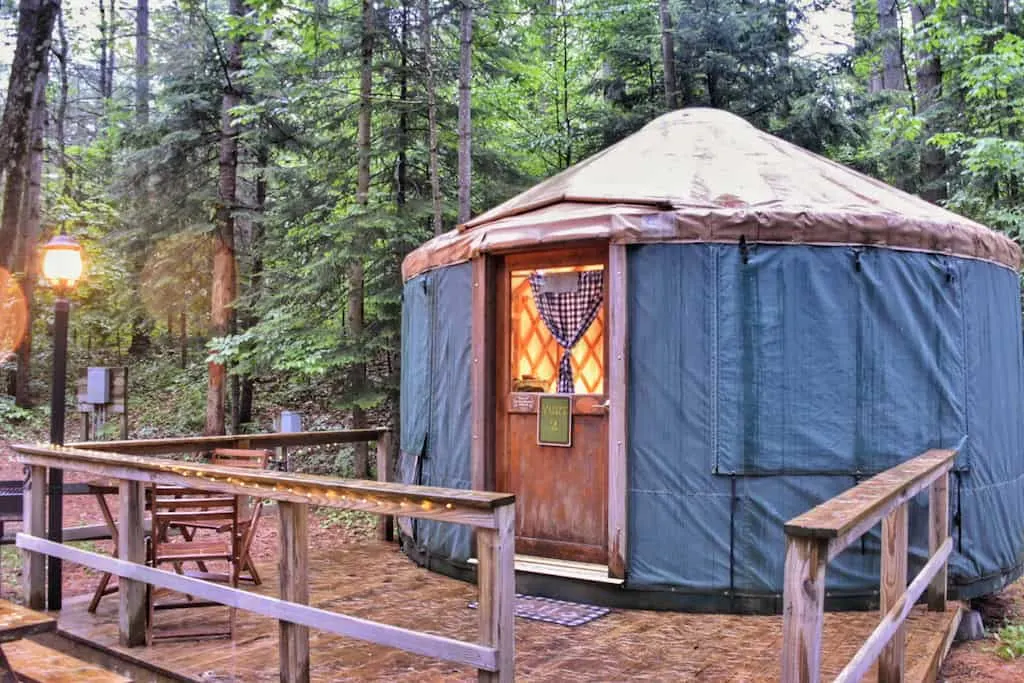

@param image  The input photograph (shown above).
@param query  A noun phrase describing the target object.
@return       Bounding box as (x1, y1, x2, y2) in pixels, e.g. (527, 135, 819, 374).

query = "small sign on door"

(537, 394, 572, 447)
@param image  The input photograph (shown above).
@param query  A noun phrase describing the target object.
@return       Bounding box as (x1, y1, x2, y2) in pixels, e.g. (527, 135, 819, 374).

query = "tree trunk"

(206, 0, 245, 436)
(560, 7, 571, 167)
(180, 311, 188, 369)
(0, 0, 60, 266)
(105, 0, 115, 97)
(128, 0, 152, 358)
(658, 0, 678, 109)
(56, 5, 72, 196)
(877, 0, 904, 91)
(98, 0, 108, 99)
(457, 0, 473, 224)
(912, 1, 945, 202)
(422, 0, 442, 234)
(397, 1, 409, 208)
(237, 148, 268, 430)
(12, 66, 48, 408)
(349, 0, 375, 479)
(136, 0, 149, 123)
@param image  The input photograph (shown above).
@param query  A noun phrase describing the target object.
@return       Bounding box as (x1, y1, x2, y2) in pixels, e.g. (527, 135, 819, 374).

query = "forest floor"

(0, 437, 1021, 680)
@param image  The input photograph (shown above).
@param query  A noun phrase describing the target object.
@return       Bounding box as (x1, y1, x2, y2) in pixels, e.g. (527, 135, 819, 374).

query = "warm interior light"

(41, 234, 83, 290)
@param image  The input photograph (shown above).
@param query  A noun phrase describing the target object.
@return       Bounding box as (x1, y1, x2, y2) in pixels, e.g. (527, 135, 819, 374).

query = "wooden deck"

(53, 537, 961, 682)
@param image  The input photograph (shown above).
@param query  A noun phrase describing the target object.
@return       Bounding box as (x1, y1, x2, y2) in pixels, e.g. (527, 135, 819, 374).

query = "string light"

(14, 442, 478, 521)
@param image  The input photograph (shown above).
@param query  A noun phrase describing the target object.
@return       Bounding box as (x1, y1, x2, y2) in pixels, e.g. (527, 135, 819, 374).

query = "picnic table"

(85, 480, 121, 613)
(0, 600, 56, 681)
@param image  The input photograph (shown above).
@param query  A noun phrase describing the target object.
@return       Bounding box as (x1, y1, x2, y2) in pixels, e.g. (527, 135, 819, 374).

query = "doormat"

(468, 594, 610, 627)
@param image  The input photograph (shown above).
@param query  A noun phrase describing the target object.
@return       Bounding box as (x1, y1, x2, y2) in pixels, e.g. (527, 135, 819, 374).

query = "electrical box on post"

(86, 367, 112, 404)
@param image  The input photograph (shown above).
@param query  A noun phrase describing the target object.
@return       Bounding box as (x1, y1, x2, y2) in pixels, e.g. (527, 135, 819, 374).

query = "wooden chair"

(209, 447, 272, 470)
(146, 487, 238, 644)
(204, 448, 271, 585)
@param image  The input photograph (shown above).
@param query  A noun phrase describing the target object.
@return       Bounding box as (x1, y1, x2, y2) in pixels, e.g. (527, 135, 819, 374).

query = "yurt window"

(509, 265, 605, 395)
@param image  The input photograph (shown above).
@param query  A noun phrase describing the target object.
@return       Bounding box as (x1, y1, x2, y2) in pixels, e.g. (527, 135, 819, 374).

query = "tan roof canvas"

(403, 108, 1020, 280)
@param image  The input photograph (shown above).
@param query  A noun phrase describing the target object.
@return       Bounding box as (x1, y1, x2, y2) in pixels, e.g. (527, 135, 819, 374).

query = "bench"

(3, 639, 129, 682)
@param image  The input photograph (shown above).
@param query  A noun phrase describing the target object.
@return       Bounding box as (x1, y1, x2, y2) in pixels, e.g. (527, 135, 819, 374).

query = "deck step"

(469, 554, 624, 585)
(4, 638, 130, 682)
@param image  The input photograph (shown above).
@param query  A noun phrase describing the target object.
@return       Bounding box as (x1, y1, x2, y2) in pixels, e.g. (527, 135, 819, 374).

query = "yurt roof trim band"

(402, 203, 1021, 280)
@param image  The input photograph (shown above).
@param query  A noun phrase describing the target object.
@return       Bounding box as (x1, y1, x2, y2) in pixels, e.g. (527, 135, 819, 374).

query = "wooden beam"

(785, 449, 955, 542)
(477, 504, 515, 683)
(928, 472, 949, 612)
(471, 255, 496, 493)
(879, 504, 908, 683)
(117, 480, 146, 647)
(16, 534, 498, 671)
(21, 466, 46, 610)
(12, 445, 515, 525)
(834, 537, 952, 683)
(279, 501, 310, 683)
(780, 536, 828, 683)
(375, 431, 395, 541)
(607, 244, 628, 579)
(71, 428, 389, 455)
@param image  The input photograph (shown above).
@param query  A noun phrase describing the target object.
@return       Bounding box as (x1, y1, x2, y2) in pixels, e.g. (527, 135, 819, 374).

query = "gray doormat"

(468, 593, 611, 627)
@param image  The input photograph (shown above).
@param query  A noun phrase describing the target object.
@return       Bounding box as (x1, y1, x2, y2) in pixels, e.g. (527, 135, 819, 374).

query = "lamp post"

(41, 232, 83, 611)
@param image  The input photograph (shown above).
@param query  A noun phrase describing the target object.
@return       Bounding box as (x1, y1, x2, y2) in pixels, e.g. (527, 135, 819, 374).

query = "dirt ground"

(1, 439, 1022, 680)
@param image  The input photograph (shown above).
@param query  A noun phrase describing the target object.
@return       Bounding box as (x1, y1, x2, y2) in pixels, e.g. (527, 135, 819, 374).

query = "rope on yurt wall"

(728, 474, 737, 612)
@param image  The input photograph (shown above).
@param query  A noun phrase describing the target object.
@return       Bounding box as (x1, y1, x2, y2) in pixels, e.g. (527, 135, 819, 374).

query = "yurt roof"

(402, 108, 1021, 280)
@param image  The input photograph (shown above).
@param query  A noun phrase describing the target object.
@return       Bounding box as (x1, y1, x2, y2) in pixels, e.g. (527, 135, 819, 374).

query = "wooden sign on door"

(537, 394, 572, 447)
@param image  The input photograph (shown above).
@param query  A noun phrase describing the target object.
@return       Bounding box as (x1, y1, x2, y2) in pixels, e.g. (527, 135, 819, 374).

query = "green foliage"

(128, 354, 209, 436)
(0, 396, 45, 435)
(994, 623, 1024, 660)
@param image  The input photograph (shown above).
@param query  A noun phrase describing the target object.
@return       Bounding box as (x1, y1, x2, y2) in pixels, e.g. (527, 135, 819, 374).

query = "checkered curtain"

(529, 271, 604, 393)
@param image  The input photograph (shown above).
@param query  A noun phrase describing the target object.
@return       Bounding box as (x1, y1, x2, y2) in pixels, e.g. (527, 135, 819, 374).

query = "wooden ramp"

(57, 539, 961, 682)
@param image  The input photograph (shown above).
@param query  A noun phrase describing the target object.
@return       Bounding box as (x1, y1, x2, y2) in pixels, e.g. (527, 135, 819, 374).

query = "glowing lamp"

(41, 234, 83, 291)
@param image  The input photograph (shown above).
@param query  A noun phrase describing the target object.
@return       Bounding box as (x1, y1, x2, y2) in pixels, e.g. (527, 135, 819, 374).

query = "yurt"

(397, 108, 1024, 612)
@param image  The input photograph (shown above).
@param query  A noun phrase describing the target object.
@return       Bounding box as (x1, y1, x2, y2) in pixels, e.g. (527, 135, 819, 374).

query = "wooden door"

(495, 247, 609, 564)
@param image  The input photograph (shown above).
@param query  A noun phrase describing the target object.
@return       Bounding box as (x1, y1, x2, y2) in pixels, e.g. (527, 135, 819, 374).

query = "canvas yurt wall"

(398, 108, 1024, 612)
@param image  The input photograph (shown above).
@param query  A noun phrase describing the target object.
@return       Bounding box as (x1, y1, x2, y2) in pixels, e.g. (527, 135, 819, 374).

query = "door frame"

(470, 242, 628, 579)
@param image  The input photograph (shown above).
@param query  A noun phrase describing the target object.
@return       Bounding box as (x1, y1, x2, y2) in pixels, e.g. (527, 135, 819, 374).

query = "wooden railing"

(11, 441, 515, 683)
(780, 449, 957, 683)
(73, 429, 396, 540)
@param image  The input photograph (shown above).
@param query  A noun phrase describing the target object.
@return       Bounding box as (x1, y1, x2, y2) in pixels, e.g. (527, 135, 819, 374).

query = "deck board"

(57, 538, 960, 682)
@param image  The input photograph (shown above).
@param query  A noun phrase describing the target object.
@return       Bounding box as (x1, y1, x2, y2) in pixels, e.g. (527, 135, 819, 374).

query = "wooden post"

(781, 536, 828, 683)
(476, 504, 514, 683)
(927, 472, 949, 612)
(375, 432, 394, 541)
(21, 466, 46, 610)
(607, 244, 628, 578)
(778, 536, 827, 679)
(118, 480, 146, 646)
(470, 255, 496, 493)
(279, 501, 310, 683)
(879, 504, 908, 683)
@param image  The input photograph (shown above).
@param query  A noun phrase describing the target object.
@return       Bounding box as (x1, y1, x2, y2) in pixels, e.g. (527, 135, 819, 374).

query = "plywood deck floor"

(56, 539, 960, 682)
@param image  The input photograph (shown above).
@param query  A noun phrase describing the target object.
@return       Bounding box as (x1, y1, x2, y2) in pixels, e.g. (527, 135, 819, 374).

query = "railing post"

(927, 472, 949, 612)
(781, 536, 828, 683)
(21, 465, 46, 610)
(118, 480, 146, 646)
(375, 431, 394, 541)
(477, 504, 515, 683)
(879, 504, 908, 683)
(279, 501, 310, 683)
